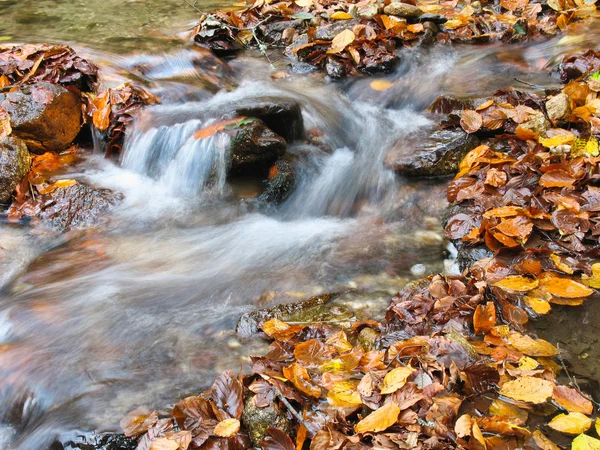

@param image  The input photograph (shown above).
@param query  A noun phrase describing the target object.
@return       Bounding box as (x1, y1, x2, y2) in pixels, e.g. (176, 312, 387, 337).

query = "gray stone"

(383, 2, 423, 18)
(0, 136, 29, 203)
(258, 159, 296, 204)
(0, 82, 82, 153)
(358, 3, 380, 18)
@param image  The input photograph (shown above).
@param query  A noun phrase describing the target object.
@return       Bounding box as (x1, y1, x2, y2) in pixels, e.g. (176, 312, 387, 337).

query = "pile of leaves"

(86, 83, 160, 157)
(0, 44, 98, 91)
(192, 0, 597, 77)
(121, 270, 600, 450)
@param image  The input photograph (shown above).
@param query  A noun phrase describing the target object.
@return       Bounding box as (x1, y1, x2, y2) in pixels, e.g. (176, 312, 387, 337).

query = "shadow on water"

(0, 9, 599, 450)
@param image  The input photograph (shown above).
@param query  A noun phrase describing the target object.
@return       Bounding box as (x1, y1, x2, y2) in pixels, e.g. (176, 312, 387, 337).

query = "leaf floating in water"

(120, 408, 159, 437)
(370, 79, 395, 91)
(507, 332, 558, 357)
(538, 277, 593, 298)
(572, 434, 600, 450)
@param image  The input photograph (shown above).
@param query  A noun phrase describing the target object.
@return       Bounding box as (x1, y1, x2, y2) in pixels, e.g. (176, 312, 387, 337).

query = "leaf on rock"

(548, 412, 592, 435)
(327, 29, 355, 54)
(0, 106, 12, 139)
(493, 276, 539, 293)
(92, 91, 111, 132)
(460, 110, 483, 134)
(149, 438, 179, 450)
(355, 401, 401, 434)
(499, 376, 553, 404)
(213, 418, 240, 437)
(330, 11, 353, 19)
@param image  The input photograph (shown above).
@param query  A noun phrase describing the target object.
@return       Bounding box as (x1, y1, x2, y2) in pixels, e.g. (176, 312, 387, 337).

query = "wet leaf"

(532, 430, 560, 450)
(539, 170, 576, 188)
(507, 332, 558, 356)
(582, 263, 600, 288)
(213, 418, 240, 437)
(499, 376, 553, 404)
(495, 216, 533, 241)
(572, 434, 600, 450)
(261, 427, 295, 450)
(149, 438, 179, 450)
(493, 276, 539, 293)
(355, 401, 401, 434)
(539, 134, 576, 148)
(211, 370, 243, 420)
(330, 11, 353, 19)
(294, 339, 335, 367)
(455, 414, 473, 438)
(524, 295, 551, 314)
(550, 254, 574, 274)
(165, 431, 192, 450)
(283, 362, 321, 397)
(327, 29, 355, 54)
(120, 408, 159, 437)
(92, 91, 111, 132)
(380, 366, 415, 394)
(0, 106, 12, 139)
(552, 386, 593, 415)
(489, 399, 529, 424)
(460, 110, 483, 134)
(548, 412, 592, 435)
(538, 277, 593, 298)
(473, 302, 496, 334)
(327, 382, 362, 407)
(370, 80, 394, 91)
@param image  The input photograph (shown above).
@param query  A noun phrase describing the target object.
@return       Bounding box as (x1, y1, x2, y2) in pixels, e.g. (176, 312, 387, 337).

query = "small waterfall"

(121, 118, 231, 198)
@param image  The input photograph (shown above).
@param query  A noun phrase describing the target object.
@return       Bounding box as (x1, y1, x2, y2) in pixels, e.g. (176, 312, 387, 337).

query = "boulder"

(383, 2, 423, 18)
(230, 99, 304, 141)
(258, 159, 296, 204)
(0, 82, 82, 153)
(242, 396, 292, 447)
(229, 119, 286, 174)
(386, 128, 479, 177)
(0, 136, 30, 203)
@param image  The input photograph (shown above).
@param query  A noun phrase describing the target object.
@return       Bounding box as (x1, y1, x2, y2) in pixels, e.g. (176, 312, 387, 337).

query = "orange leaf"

(460, 110, 483, 134)
(194, 118, 244, 139)
(283, 362, 321, 398)
(473, 302, 496, 334)
(355, 401, 401, 433)
(553, 385, 593, 415)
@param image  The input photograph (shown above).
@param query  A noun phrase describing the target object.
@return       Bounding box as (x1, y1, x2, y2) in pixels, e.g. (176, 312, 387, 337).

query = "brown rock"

(546, 93, 571, 122)
(0, 82, 82, 153)
(229, 119, 286, 174)
(383, 2, 423, 18)
(0, 136, 30, 203)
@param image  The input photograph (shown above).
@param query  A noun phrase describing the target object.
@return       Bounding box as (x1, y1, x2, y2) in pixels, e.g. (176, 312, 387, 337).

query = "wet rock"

(358, 327, 380, 351)
(418, 13, 448, 24)
(229, 119, 286, 175)
(29, 183, 118, 232)
(258, 159, 296, 204)
(0, 82, 82, 154)
(383, 2, 423, 18)
(315, 20, 360, 40)
(236, 293, 337, 337)
(0, 136, 30, 204)
(456, 245, 493, 272)
(358, 4, 380, 19)
(242, 396, 292, 446)
(386, 128, 479, 177)
(519, 112, 551, 136)
(57, 433, 137, 450)
(427, 95, 477, 115)
(546, 93, 571, 122)
(230, 99, 304, 141)
(326, 58, 346, 79)
(418, 21, 438, 46)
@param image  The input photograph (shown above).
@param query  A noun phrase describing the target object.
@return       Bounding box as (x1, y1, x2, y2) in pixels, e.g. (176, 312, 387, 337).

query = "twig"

(269, 381, 318, 437)
(181, 0, 203, 14)
(513, 78, 545, 90)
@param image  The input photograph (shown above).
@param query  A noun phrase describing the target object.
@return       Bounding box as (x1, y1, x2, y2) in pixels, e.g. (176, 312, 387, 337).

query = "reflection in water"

(1, 15, 600, 450)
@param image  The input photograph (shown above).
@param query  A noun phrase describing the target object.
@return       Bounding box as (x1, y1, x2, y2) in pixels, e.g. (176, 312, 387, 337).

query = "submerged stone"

(0, 136, 30, 204)
(0, 82, 82, 153)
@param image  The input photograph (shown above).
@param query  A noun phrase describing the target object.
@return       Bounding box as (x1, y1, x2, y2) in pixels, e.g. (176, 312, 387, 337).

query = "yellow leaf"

(550, 254, 574, 274)
(214, 418, 240, 437)
(493, 276, 539, 293)
(37, 179, 78, 195)
(582, 263, 600, 288)
(455, 145, 490, 179)
(370, 80, 395, 91)
(295, 0, 313, 6)
(489, 399, 529, 425)
(539, 277, 593, 298)
(499, 376, 553, 404)
(549, 412, 592, 435)
(572, 434, 600, 450)
(327, 29, 355, 54)
(262, 318, 290, 337)
(330, 11, 353, 19)
(518, 356, 540, 371)
(572, 136, 600, 157)
(327, 382, 362, 407)
(355, 401, 401, 433)
(524, 295, 551, 314)
(596, 419, 600, 437)
(455, 414, 473, 438)
(380, 366, 415, 394)
(508, 332, 558, 357)
(539, 134, 576, 148)
(472, 421, 486, 448)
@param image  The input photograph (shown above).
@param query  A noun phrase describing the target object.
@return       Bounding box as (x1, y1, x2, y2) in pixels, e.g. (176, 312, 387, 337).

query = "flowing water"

(1, 2, 600, 448)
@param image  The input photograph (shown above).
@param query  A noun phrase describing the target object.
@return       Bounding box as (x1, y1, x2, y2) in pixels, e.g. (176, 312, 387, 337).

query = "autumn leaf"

(355, 401, 401, 433)
(493, 276, 539, 293)
(548, 412, 592, 435)
(327, 381, 362, 407)
(165, 431, 192, 450)
(294, 339, 334, 367)
(538, 277, 593, 298)
(330, 11, 353, 19)
(0, 106, 11, 139)
(120, 408, 159, 437)
(582, 263, 600, 288)
(473, 302, 496, 334)
(553, 385, 593, 414)
(524, 295, 551, 314)
(211, 370, 244, 420)
(550, 254, 574, 274)
(213, 418, 240, 437)
(539, 133, 576, 148)
(194, 118, 245, 140)
(460, 110, 483, 134)
(489, 399, 528, 424)
(283, 362, 321, 397)
(539, 170, 576, 188)
(370, 80, 394, 91)
(499, 376, 553, 403)
(572, 434, 600, 450)
(149, 438, 179, 450)
(507, 332, 558, 357)
(261, 427, 295, 450)
(495, 216, 533, 241)
(532, 430, 560, 450)
(327, 29, 355, 54)
(380, 366, 415, 394)
(92, 91, 111, 132)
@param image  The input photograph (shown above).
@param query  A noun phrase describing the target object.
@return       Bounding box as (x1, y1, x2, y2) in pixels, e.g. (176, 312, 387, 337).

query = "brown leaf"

(553, 385, 594, 414)
(261, 427, 295, 450)
(120, 408, 159, 437)
(327, 29, 355, 54)
(0, 106, 12, 139)
(460, 110, 483, 134)
(473, 302, 496, 334)
(539, 170, 576, 188)
(294, 339, 335, 367)
(211, 370, 244, 420)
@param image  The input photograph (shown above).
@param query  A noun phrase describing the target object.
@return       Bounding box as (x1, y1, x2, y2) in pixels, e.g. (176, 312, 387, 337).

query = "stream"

(1, 2, 600, 449)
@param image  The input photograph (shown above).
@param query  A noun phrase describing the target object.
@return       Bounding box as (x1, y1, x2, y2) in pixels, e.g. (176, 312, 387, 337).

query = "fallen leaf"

(572, 434, 600, 450)
(538, 277, 593, 298)
(493, 276, 539, 293)
(473, 302, 496, 334)
(283, 362, 321, 398)
(370, 80, 394, 91)
(355, 401, 401, 433)
(552, 386, 593, 415)
(149, 438, 179, 450)
(499, 376, 553, 403)
(548, 412, 592, 435)
(194, 118, 245, 140)
(532, 430, 560, 450)
(330, 11, 353, 19)
(380, 366, 415, 394)
(508, 332, 558, 356)
(327, 29, 355, 54)
(582, 263, 600, 288)
(0, 106, 12, 138)
(461, 110, 483, 134)
(213, 418, 240, 437)
(261, 427, 295, 450)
